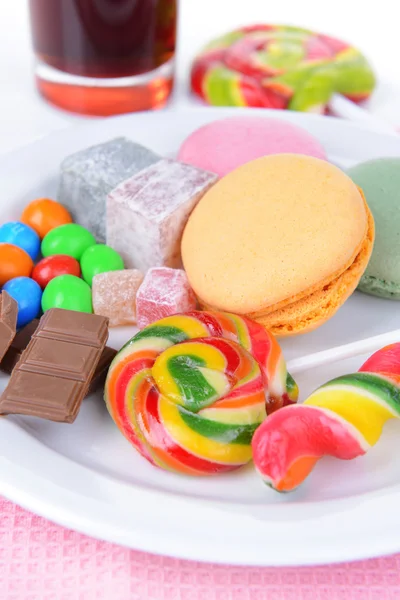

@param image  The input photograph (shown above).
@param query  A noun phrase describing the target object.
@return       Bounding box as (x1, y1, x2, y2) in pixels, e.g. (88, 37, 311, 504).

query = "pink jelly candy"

(106, 159, 217, 272)
(92, 269, 144, 327)
(136, 267, 197, 329)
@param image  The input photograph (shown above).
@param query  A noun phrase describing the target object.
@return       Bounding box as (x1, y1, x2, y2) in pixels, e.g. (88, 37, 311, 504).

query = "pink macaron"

(178, 115, 327, 177)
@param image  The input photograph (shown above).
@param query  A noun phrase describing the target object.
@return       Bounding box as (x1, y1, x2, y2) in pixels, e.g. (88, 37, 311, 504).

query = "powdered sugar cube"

(58, 137, 160, 242)
(136, 268, 197, 329)
(92, 269, 144, 327)
(106, 159, 217, 271)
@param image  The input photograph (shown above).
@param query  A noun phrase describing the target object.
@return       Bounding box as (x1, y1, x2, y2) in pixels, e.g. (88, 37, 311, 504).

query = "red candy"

(0, 243, 33, 286)
(32, 255, 81, 289)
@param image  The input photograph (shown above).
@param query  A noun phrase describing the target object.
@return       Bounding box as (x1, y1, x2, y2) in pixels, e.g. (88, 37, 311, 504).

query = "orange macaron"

(181, 154, 374, 336)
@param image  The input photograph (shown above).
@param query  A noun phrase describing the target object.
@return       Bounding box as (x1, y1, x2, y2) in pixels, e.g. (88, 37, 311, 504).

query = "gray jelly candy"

(58, 137, 160, 242)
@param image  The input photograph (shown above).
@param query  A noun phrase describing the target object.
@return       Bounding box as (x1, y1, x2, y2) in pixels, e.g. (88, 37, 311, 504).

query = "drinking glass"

(29, 0, 177, 116)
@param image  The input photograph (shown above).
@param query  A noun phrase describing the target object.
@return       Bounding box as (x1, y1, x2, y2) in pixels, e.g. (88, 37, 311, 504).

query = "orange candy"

(0, 243, 33, 286)
(21, 198, 72, 239)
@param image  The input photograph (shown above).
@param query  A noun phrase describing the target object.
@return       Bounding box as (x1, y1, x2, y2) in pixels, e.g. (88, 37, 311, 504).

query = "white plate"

(1, 107, 400, 567)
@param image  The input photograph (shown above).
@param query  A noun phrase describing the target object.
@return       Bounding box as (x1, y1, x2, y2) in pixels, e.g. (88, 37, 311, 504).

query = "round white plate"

(1, 107, 400, 567)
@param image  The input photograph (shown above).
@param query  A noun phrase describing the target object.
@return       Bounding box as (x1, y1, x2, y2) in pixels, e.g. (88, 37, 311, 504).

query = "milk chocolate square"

(0, 309, 109, 423)
(0, 291, 17, 362)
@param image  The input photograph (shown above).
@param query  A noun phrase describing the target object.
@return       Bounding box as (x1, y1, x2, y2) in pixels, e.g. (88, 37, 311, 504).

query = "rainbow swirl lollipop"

(191, 25, 375, 113)
(105, 311, 297, 475)
(252, 343, 400, 492)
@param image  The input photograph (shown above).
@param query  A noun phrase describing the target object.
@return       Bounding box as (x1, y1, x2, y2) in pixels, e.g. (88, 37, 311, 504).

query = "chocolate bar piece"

(0, 319, 116, 396)
(87, 345, 117, 395)
(0, 319, 39, 374)
(0, 291, 17, 362)
(0, 309, 108, 423)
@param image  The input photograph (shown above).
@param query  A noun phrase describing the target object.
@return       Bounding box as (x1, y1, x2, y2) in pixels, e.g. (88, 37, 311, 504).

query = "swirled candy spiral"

(191, 25, 375, 113)
(105, 310, 297, 475)
(252, 343, 400, 492)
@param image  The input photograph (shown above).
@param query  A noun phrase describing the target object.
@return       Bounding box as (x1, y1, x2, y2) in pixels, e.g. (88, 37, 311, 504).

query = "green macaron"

(348, 158, 400, 299)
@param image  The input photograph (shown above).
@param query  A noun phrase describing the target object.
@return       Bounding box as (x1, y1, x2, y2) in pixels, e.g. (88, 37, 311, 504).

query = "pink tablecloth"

(1, 497, 400, 600)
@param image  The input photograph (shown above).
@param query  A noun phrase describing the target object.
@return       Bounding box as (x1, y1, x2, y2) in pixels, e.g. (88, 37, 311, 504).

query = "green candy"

(80, 244, 124, 286)
(41, 224, 96, 260)
(42, 274, 93, 313)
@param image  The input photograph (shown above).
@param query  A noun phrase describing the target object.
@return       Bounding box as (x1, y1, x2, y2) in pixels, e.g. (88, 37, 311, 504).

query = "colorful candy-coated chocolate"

(191, 25, 375, 112)
(105, 311, 298, 475)
(80, 244, 124, 286)
(252, 343, 400, 492)
(41, 274, 93, 313)
(41, 224, 96, 261)
(0, 243, 33, 286)
(32, 255, 81, 289)
(3, 277, 42, 328)
(21, 198, 72, 239)
(0, 221, 40, 261)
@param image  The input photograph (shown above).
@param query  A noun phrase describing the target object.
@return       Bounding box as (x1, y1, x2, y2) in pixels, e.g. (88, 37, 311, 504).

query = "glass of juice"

(29, 0, 177, 116)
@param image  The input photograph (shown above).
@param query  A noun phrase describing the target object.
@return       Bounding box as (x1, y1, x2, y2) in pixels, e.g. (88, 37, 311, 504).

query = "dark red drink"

(29, 0, 177, 115)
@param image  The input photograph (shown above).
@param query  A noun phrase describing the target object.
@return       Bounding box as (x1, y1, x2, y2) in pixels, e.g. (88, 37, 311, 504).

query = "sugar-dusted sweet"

(136, 267, 197, 329)
(58, 137, 160, 242)
(106, 159, 217, 271)
(92, 269, 144, 327)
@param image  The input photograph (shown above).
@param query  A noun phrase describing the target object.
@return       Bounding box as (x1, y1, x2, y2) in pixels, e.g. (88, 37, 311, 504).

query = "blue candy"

(3, 277, 42, 328)
(0, 221, 40, 260)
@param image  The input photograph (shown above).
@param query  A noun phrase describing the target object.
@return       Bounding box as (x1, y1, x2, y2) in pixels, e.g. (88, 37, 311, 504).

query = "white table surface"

(0, 0, 399, 157)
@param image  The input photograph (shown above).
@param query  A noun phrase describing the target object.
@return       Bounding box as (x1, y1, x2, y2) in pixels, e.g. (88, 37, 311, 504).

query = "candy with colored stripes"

(136, 267, 197, 329)
(252, 343, 400, 492)
(191, 25, 375, 113)
(105, 311, 297, 475)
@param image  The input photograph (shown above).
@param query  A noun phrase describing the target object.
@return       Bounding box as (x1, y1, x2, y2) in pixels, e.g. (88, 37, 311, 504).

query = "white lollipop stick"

(329, 94, 395, 135)
(287, 329, 400, 375)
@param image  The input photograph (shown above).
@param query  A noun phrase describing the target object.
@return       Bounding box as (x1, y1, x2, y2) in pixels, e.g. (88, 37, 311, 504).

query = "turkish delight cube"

(92, 269, 144, 327)
(58, 137, 160, 242)
(136, 267, 197, 329)
(106, 159, 217, 271)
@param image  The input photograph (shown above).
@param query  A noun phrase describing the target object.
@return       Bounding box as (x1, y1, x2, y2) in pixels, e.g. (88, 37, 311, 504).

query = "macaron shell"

(348, 158, 400, 299)
(178, 116, 327, 177)
(182, 154, 369, 316)
(200, 198, 374, 336)
(255, 202, 374, 335)
(357, 276, 400, 299)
